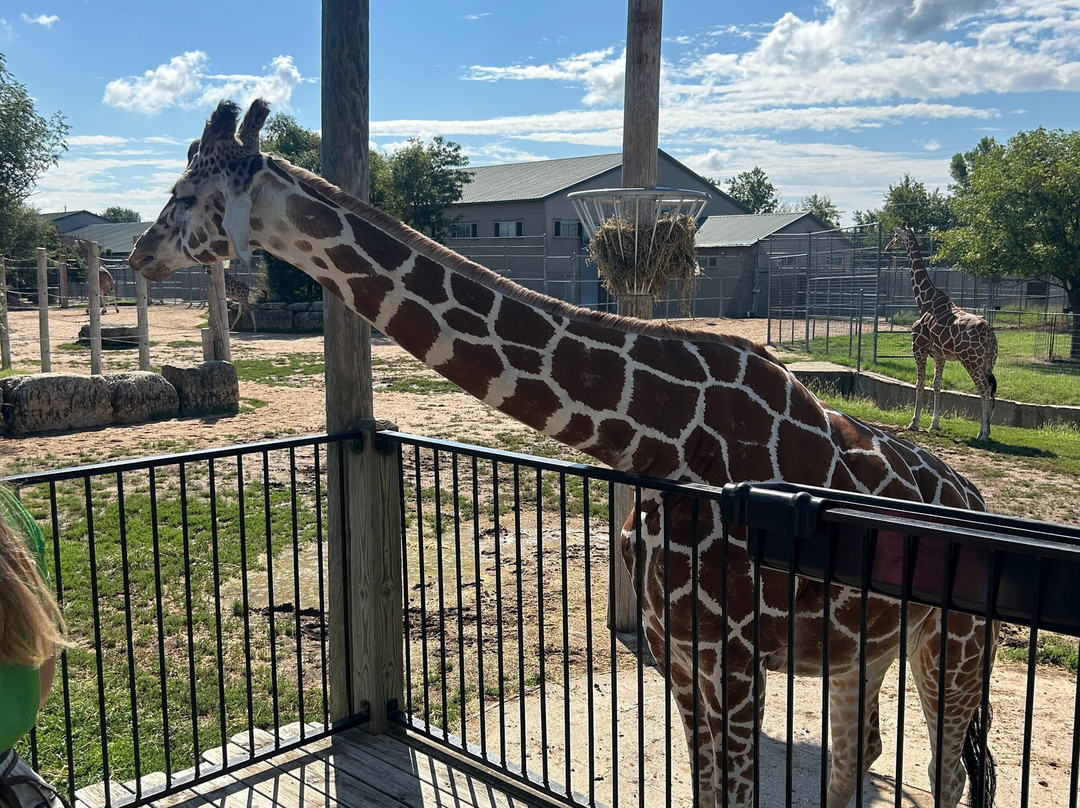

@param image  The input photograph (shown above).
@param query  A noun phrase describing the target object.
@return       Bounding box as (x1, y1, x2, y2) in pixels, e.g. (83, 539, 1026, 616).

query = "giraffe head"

(130, 99, 270, 280)
(884, 221, 917, 253)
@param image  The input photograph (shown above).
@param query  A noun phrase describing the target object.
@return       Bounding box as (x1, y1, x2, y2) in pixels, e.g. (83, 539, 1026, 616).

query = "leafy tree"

(852, 174, 954, 236)
(100, 206, 142, 223)
(262, 113, 322, 173)
(725, 167, 778, 214)
(0, 54, 69, 257)
(938, 127, 1080, 359)
(779, 193, 841, 229)
(382, 136, 469, 240)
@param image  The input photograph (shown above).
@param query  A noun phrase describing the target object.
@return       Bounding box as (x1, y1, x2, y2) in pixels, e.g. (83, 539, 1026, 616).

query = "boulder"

(77, 324, 140, 348)
(0, 373, 112, 434)
(161, 361, 239, 416)
(107, 372, 179, 424)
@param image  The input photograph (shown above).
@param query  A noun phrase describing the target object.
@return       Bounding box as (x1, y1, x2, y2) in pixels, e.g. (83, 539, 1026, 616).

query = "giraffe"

(130, 100, 998, 808)
(885, 223, 998, 441)
(205, 266, 258, 332)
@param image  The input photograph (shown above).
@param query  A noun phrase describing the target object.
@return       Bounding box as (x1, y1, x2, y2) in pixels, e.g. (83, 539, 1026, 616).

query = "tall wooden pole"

(134, 236, 151, 370)
(323, 0, 403, 732)
(0, 256, 10, 370)
(612, 0, 663, 631)
(87, 242, 103, 375)
(36, 247, 51, 372)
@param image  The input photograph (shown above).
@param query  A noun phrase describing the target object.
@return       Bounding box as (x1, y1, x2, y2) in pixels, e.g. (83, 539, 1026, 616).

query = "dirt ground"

(3, 304, 1078, 805)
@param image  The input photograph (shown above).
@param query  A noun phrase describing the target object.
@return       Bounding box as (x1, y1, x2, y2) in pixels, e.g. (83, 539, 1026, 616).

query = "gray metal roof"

(62, 222, 152, 257)
(695, 212, 817, 247)
(456, 153, 625, 204)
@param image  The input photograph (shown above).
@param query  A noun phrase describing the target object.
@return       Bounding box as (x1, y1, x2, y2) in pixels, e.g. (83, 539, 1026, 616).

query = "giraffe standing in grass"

(885, 223, 998, 441)
(131, 100, 998, 808)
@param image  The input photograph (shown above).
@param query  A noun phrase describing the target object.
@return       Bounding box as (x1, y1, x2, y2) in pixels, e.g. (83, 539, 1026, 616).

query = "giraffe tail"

(962, 702, 996, 808)
(988, 372, 997, 411)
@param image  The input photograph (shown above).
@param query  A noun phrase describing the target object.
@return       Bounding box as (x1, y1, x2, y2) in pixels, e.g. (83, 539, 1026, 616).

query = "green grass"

(793, 328, 1080, 405)
(815, 388, 1080, 477)
(233, 353, 324, 385)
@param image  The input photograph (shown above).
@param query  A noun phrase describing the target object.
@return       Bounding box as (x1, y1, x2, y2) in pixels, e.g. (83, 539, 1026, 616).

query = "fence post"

(204, 262, 232, 362)
(59, 255, 69, 309)
(873, 222, 882, 364)
(133, 235, 151, 370)
(87, 242, 103, 375)
(36, 247, 51, 372)
(0, 256, 9, 370)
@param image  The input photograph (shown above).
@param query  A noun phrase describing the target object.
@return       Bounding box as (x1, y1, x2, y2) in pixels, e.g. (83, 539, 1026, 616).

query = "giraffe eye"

(179, 196, 197, 209)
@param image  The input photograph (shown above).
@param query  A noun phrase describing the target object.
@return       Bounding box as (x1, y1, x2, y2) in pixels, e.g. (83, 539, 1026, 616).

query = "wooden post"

(87, 242, 103, 375)
(58, 255, 68, 308)
(0, 256, 10, 370)
(323, 0, 402, 732)
(204, 262, 232, 362)
(134, 236, 150, 370)
(36, 247, 51, 372)
(611, 0, 664, 632)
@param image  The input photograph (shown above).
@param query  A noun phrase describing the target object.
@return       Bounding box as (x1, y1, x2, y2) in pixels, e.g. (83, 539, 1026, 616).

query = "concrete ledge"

(788, 362, 1080, 431)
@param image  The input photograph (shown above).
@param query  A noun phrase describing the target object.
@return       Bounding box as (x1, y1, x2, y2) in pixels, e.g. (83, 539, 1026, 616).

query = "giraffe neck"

(905, 239, 937, 313)
(248, 157, 754, 473)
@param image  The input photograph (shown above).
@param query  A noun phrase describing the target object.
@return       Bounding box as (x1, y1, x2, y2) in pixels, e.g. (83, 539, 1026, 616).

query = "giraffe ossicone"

(130, 100, 998, 808)
(885, 223, 998, 441)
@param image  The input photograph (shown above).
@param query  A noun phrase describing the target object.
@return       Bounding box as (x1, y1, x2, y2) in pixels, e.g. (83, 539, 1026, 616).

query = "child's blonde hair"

(0, 508, 67, 667)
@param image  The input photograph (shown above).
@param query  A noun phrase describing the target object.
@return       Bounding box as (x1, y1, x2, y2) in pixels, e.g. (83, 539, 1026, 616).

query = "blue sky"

(5, 1, 1080, 227)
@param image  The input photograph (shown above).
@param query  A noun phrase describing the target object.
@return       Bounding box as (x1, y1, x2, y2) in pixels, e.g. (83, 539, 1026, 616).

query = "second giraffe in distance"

(206, 266, 258, 332)
(886, 222, 998, 441)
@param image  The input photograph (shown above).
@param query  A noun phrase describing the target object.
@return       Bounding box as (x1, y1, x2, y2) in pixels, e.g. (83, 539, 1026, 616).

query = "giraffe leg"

(908, 610, 997, 808)
(929, 357, 945, 430)
(825, 655, 894, 808)
(230, 306, 242, 331)
(908, 354, 927, 430)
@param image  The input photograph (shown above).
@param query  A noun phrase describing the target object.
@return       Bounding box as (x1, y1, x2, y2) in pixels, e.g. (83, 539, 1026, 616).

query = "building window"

(494, 220, 523, 238)
(698, 255, 718, 268)
(450, 222, 478, 239)
(554, 220, 581, 238)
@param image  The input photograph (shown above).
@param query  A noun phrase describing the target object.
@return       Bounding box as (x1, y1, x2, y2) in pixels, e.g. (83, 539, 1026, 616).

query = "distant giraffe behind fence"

(206, 267, 258, 332)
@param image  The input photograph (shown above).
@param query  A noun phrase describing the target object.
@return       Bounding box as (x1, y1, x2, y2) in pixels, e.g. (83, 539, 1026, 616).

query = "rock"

(161, 361, 239, 416)
(107, 372, 179, 424)
(77, 324, 140, 348)
(0, 373, 112, 434)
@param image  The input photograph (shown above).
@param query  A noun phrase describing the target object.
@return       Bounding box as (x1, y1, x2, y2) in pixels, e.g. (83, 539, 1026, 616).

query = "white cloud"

(67, 135, 130, 148)
(103, 52, 305, 114)
(463, 12, 491, 21)
(21, 13, 59, 28)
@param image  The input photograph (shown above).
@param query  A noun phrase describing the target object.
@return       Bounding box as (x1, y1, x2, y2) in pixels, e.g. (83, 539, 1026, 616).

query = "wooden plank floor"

(118, 726, 554, 808)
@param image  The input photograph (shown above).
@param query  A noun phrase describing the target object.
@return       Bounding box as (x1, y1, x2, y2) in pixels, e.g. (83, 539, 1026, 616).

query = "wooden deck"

(74, 725, 559, 808)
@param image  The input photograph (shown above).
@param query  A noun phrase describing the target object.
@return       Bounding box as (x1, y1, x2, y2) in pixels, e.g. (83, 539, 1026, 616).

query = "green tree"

(262, 113, 322, 173)
(0, 54, 69, 257)
(799, 193, 840, 229)
(100, 206, 142, 223)
(383, 136, 469, 240)
(938, 127, 1080, 359)
(852, 174, 954, 236)
(725, 167, 778, 213)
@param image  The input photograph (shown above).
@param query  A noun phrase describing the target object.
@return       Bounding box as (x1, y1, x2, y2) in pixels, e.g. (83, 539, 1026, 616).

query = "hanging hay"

(585, 212, 701, 314)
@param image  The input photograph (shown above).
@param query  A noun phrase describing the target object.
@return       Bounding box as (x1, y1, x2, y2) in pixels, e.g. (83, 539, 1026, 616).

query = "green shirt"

(0, 488, 49, 753)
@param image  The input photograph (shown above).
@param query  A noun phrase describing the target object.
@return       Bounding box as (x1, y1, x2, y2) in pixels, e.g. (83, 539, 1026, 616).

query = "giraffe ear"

(238, 100, 270, 152)
(223, 191, 254, 265)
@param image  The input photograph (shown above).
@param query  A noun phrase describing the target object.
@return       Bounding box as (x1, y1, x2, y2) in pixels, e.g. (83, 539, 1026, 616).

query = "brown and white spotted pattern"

(885, 223, 998, 441)
(130, 100, 998, 808)
(205, 266, 257, 332)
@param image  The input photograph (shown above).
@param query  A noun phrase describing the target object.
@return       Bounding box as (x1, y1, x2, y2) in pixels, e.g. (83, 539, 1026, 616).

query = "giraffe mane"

(263, 155, 781, 366)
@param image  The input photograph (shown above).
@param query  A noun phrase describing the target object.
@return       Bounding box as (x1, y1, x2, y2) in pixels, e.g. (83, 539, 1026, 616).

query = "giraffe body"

(74, 237, 120, 314)
(206, 267, 257, 332)
(886, 224, 998, 441)
(130, 101, 997, 808)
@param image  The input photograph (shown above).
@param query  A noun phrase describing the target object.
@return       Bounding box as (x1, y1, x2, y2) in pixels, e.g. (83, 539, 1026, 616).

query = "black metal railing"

(6, 431, 1080, 808)
(5, 434, 356, 808)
